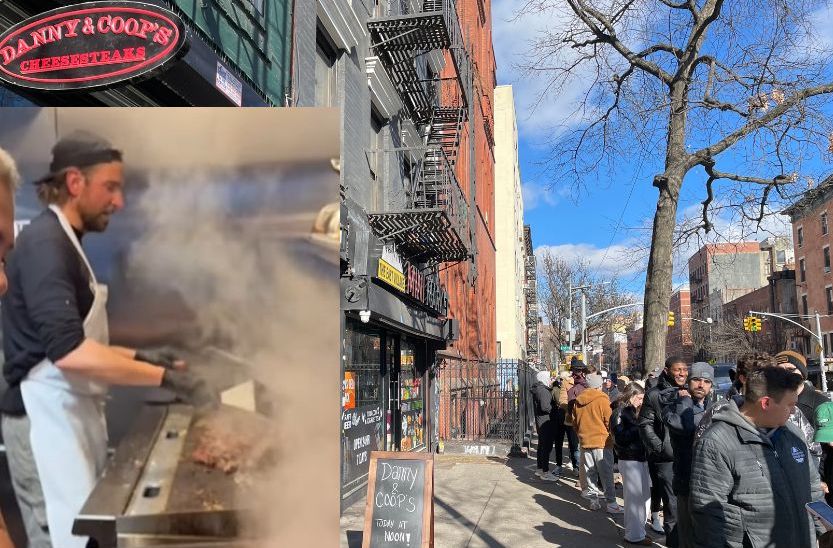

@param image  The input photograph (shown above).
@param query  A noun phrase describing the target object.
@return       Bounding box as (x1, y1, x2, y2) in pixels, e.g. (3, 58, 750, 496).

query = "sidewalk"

(340, 453, 668, 547)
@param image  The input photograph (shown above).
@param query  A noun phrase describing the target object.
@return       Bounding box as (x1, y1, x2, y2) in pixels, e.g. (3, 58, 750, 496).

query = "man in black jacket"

(639, 355, 688, 542)
(690, 367, 822, 548)
(532, 370, 558, 481)
(662, 362, 714, 548)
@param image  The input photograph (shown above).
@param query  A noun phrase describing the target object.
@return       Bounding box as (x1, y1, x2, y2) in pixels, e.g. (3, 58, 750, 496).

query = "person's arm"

(0, 512, 13, 548)
(111, 346, 137, 359)
(56, 339, 164, 386)
(662, 396, 695, 436)
(690, 437, 734, 548)
(637, 393, 664, 455)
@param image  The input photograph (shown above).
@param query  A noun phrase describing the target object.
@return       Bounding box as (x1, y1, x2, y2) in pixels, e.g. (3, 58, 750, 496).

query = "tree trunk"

(642, 176, 681, 373)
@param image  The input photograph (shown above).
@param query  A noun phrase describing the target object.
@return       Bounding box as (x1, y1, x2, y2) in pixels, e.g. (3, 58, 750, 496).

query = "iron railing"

(437, 359, 538, 450)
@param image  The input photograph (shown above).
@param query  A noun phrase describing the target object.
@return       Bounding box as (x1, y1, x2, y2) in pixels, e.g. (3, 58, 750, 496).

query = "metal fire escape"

(366, 0, 472, 265)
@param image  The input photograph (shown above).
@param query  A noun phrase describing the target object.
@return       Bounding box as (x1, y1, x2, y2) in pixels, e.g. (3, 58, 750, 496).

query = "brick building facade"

(785, 174, 833, 358)
(666, 289, 694, 363)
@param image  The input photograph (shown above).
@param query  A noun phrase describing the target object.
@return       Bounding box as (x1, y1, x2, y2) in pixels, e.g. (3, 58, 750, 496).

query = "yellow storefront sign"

(377, 259, 406, 292)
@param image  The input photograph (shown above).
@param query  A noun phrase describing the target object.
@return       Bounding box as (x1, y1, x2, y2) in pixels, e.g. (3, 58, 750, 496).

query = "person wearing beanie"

(661, 362, 715, 548)
(573, 373, 623, 514)
(531, 370, 559, 481)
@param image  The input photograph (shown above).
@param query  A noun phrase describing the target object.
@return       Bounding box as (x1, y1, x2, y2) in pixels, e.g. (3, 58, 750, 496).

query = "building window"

(370, 108, 385, 210)
(800, 258, 806, 282)
(825, 246, 831, 273)
(315, 25, 339, 107)
(798, 227, 804, 248)
(802, 294, 809, 316)
(824, 213, 829, 236)
(827, 287, 833, 315)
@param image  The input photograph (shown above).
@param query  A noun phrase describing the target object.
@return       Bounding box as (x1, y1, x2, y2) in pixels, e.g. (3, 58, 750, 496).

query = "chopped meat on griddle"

(189, 407, 278, 474)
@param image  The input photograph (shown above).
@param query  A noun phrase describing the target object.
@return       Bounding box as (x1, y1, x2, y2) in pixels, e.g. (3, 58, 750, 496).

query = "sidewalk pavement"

(340, 454, 668, 547)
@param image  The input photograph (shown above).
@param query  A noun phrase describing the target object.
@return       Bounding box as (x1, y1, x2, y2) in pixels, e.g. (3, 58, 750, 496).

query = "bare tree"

(705, 312, 761, 362)
(517, 0, 833, 372)
(538, 250, 639, 363)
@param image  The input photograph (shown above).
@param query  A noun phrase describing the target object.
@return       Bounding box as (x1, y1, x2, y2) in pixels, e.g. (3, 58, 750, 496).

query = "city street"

(341, 452, 668, 548)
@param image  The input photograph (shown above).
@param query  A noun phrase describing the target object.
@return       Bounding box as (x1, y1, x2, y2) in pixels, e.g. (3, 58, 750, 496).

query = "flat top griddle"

(75, 400, 274, 547)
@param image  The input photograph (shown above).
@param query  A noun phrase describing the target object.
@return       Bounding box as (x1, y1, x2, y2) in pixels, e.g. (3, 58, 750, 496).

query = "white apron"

(21, 205, 110, 548)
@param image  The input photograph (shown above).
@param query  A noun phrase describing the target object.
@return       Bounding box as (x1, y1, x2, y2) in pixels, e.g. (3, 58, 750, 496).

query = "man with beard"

(639, 355, 688, 543)
(661, 362, 714, 548)
(1, 132, 218, 548)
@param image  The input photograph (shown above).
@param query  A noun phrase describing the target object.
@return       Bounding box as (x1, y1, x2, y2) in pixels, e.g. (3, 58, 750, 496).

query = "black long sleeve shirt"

(1, 209, 93, 415)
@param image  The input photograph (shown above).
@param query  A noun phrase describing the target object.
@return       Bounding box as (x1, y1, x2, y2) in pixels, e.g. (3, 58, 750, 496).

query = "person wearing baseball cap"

(776, 350, 829, 422)
(1, 131, 219, 548)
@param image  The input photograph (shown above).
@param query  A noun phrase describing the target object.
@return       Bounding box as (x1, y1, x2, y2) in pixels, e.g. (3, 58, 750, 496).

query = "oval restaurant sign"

(0, 2, 187, 91)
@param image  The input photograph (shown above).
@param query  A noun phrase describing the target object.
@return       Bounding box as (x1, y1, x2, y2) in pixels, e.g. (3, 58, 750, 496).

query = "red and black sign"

(0, 2, 187, 91)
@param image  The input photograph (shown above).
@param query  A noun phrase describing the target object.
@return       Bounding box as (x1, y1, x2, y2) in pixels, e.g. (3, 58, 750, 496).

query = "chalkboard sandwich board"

(362, 451, 434, 548)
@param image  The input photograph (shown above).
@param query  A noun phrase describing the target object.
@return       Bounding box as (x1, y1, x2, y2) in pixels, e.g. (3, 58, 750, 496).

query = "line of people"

(532, 350, 833, 547)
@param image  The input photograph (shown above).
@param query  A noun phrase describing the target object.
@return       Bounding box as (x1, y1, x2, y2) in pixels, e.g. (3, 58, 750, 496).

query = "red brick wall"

(666, 289, 694, 363)
(792, 198, 833, 350)
(439, 0, 497, 365)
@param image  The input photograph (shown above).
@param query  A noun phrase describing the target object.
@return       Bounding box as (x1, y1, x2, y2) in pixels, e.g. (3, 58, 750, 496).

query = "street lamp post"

(685, 317, 714, 358)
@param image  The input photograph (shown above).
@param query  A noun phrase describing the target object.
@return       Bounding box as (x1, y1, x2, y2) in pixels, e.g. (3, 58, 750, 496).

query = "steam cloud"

(125, 166, 339, 546)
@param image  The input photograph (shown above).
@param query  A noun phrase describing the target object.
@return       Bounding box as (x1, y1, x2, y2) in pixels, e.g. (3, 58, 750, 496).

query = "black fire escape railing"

(369, 0, 471, 122)
(366, 146, 469, 264)
(367, 0, 472, 265)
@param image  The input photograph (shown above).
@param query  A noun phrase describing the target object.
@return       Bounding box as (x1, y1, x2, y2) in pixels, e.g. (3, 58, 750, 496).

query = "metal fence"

(437, 359, 538, 449)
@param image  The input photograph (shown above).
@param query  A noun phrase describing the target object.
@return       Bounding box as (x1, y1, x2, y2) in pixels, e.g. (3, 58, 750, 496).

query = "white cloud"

(534, 241, 646, 279)
(522, 181, 567, 210)
(492, 0, 593, 140)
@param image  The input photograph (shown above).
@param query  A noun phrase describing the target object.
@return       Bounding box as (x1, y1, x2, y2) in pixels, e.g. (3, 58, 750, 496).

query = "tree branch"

(566, 0, 674, 85)
(689, 82, 833, 168)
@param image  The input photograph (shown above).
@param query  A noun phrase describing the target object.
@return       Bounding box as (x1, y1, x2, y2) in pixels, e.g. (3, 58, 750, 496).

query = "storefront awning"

(343, 279, 446, 342)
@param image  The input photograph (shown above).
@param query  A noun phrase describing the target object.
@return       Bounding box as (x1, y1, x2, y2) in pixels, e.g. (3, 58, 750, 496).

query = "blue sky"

(491, 0, 833, 296)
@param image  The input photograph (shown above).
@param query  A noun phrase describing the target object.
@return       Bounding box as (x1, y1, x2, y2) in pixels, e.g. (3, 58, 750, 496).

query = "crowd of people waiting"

(531, 350, 833, 547)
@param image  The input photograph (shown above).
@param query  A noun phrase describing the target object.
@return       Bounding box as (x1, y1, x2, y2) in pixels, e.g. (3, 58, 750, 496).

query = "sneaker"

(540, 471, 559, 482)
(552, 465, 564, 476)
(580, 490, 594, 500)
(564, 462, 574, 471)
(589, 499, 602, 510)
(649, 515, 664, 533)
(534, 469, 544, 477)
(606, 502, 625, 514)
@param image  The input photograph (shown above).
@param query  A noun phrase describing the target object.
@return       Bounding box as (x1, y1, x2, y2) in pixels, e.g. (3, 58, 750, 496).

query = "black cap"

(571, 360, 588, 372)
(34, 130, 122, 185)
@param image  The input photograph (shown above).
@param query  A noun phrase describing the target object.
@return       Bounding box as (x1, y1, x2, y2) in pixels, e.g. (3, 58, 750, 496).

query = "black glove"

(161, 369, 220, 412)
(136, 347, 183, 369)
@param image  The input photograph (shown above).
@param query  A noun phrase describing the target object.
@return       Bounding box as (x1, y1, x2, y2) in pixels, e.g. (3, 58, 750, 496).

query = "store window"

(344, 324, 382, 409)
(342, 322, 384, 498)
(399, 339, 425, 451)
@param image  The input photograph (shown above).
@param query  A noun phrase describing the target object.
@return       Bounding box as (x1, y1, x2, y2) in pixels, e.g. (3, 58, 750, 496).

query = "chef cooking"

(0, 131, 219, 548)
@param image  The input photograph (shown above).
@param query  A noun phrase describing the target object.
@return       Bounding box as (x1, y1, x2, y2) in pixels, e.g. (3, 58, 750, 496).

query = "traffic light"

(667, 311, 675, 327)
(744, 316, 763, 332)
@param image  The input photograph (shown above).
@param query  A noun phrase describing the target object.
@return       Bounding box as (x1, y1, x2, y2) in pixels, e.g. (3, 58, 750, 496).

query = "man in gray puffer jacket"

(690, 367, 823, 548)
